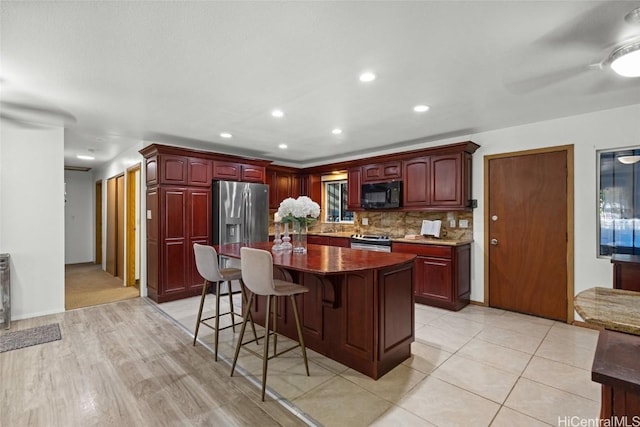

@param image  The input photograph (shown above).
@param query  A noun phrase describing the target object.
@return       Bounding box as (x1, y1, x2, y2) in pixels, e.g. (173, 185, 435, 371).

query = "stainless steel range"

(350, 234, 392, 252)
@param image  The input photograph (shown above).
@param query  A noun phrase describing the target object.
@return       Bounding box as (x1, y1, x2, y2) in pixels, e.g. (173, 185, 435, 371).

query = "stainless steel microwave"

(361, 181, 402, 209)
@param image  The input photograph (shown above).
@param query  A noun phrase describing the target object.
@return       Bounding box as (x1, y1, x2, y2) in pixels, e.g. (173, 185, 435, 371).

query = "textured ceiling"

(1, 1, 640, 168)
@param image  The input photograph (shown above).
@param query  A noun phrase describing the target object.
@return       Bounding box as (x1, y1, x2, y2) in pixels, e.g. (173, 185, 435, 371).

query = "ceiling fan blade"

(0, 101, 77, 125)
(0, 112, 57, 129)
(505, 65, 591, 94)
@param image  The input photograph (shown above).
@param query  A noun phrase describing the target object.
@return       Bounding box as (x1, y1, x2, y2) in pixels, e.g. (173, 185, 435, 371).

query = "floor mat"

(0, 323, 61, 353)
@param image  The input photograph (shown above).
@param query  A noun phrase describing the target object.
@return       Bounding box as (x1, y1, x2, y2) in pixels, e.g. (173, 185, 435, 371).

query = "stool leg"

(230, 292, 254, 377)
(228, 280, 236, 332)
(193, 280, 209, 346)
(272, 297, 278, 357)
(291, 295, 309, 376)
(240, 280, 259, 345)
(214, 281, 221, 361)
(261, 294, 272, 401)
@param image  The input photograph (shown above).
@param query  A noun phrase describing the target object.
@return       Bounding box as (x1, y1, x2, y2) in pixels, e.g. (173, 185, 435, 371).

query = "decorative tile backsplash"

(270, 209, 473, 241)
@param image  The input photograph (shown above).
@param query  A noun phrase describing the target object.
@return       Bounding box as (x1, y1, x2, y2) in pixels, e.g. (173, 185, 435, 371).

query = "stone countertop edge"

(307, 232, 473, 246)
(574, 287, 640, 336)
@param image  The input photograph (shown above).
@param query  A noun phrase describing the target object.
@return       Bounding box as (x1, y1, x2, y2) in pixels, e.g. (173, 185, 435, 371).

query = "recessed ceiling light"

(271, 109, 284, 118)
(76, 154, 95, 160)
(220, 132, 232, 138)
(413, 104, 430, 113)
(332, 128, 343, 135)
(278, 143, 288, 149)
(359, 71, 376, 82)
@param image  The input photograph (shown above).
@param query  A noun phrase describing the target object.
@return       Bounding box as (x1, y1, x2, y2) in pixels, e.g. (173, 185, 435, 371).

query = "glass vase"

(292, 221, 308, 254)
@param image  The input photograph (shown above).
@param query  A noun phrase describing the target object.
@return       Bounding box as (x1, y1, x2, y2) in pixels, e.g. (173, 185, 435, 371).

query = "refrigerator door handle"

(243, 188, 250, 244)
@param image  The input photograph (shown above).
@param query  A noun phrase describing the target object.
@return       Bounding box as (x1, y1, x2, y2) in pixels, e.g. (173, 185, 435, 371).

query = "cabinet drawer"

(392, 242, 453, 258)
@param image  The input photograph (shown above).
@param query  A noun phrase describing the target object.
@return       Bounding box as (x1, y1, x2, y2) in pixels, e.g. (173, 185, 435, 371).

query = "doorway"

(485, 145, 574, 322)
(126, 164, 141, 286)
(106, 173, 125, 279)
(95, 180, 103, 265)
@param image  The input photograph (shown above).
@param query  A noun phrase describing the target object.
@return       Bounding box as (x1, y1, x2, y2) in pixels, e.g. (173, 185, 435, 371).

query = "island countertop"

(574, 287, 640, 336)
(216, 242, 416, 275)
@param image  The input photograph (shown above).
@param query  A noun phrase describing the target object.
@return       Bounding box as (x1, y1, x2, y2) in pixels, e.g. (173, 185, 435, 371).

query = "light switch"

(146, 210, 152, 219)
(449, 219, 456, 228)
(459, 219, 469, 228)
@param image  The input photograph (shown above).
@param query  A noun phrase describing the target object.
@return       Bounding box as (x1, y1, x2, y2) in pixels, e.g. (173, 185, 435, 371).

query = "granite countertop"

(307, 232, 472, 246)
(574, 287, 640, 336)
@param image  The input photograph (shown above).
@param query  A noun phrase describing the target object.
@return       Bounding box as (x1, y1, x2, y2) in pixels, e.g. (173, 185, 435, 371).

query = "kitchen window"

(323, 176, 353, 223)
(598, 148, 640, 256)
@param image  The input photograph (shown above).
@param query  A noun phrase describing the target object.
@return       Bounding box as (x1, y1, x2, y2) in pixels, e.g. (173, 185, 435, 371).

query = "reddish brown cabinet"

(611, 254, 640, 292)
(392, 242, 471, 311)
(362, 161, 402, 183)
(300, 173, 322, 202)
(347, 167, 362, 210)
(266, 167, 300, 209)
(307, 235, 350, 247)
(402, 157, 430, 207)
(140, 144, 269, 302)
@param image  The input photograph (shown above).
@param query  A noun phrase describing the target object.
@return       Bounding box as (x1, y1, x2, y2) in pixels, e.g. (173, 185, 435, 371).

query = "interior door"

(487, 148, 570, 321)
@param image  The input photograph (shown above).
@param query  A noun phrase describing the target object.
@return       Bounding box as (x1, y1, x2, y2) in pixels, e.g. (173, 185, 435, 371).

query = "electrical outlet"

(449, 219, 456, 228)
(362, 218, 369, 226)
(459, 219, 469, 228)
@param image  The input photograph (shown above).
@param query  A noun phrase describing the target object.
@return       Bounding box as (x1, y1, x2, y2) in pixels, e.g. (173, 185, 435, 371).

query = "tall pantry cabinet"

(140, 144, 269, 303)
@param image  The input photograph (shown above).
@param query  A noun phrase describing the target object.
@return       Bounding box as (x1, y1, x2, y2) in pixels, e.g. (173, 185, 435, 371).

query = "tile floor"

(156, 295, 601, 427)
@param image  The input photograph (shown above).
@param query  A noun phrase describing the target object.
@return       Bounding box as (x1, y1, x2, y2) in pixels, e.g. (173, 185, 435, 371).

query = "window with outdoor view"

(324, 180, 353, 223)
(598, 148, 640, 256)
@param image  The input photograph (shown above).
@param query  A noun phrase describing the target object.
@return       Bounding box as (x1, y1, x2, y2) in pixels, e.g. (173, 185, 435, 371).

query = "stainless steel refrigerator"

(212, 180, 269, 292)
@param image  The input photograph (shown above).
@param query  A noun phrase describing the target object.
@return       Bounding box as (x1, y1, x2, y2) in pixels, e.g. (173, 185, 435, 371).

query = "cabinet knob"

(490, 238, 498, 246)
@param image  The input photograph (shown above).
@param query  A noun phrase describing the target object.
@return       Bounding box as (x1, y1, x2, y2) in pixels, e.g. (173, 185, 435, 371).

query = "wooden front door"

(106, 174, 125, 280)
(487, 147, 572, 321)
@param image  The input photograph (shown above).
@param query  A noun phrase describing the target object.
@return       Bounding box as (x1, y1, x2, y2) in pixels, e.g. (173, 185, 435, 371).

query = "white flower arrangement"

(277, 196, 320, 225)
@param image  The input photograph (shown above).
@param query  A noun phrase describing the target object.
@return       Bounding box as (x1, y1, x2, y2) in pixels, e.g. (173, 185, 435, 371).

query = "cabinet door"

(430, 154, 462, 207)
(187, 158, 212, 187)
(160, 155, 188, 185)
(213, 160, 241, 180)
(187, 188, 211, 290)
(146, 156, 158, 185)
(307, 235, 331, 246)
(330, 237, 351, 247)
(402, 157, 430, 207)
(242, 165, 266, 183)
(161, 188, 188, 294)
(347, 167, 362, 210)
(300, 174, 322, 202)
(362, 162, 402, 183)
(415, 256, 453, 303)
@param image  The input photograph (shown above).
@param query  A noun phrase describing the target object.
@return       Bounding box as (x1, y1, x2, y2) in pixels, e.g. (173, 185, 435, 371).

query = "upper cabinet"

(361, 161, 402, 183)
(267, 168, 300, 209)
(212, 161, 265, 183)
(403, 151, 473, 210)
(347, 167, 362, 210)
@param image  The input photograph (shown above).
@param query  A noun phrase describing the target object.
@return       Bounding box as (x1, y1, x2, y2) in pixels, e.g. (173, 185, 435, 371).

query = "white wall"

(0, 125, 65, 319)
(64, 170, 93, 264)
(469, 103, 640, 308)
(92, 142, 147, 295)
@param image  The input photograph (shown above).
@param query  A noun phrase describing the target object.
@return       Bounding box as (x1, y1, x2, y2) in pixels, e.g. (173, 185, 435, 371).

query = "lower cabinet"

(392, 242, 471, 311)
(307, 235, 350, 247)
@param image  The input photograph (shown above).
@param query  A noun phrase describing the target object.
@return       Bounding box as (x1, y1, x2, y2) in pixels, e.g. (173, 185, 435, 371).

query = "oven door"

(350, 242, 392, 253)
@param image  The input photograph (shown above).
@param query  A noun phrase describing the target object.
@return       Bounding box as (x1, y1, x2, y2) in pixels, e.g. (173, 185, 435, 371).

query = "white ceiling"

(1, 1, 640, 169)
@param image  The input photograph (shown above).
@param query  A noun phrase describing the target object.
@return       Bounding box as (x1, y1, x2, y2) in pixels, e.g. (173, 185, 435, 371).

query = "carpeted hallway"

(65, 263, 139, 310)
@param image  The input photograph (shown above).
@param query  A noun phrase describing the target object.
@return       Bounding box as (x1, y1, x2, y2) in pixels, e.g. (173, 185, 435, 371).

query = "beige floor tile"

(415, 306, 446, 325)
(428, 314, 485, 338)
(486, 315, 552, 339)
(293, 376, 392, 427)
(398, 376, 500, 427)
(476, 326, 545, 354)
(501, 310, 556, 326)
(414, 323, 472, 353)
(370, 405, 437, 426)
(522, 356, 600, 402)
(504, 378, 600, 425)
(431, 354, 519, 404)
(402, 341, 452, 374)
(491, 406, 551, 427)
(535, 335, 596, 371)
(304, 348, 351, 375)
(341, 364, 427, 403)
(457, 338, 532, 375)
(451, 305, 506, 325)
(546, 322, 600, 349)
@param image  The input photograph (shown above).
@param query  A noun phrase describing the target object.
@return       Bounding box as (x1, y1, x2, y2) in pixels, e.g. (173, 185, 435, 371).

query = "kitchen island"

(217, 242, 416, 379)
(575, 287, 640, 419)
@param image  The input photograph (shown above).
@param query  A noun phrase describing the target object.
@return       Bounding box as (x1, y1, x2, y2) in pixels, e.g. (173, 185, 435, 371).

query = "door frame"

(483, 145, 574, 323)
(95, 180, 103, 265)
(126, 164, 141, 287)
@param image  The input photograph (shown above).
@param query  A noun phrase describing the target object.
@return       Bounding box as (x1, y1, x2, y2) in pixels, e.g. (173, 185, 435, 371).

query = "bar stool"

(230, 247, 310, 401)
(192, 243, 258, 361)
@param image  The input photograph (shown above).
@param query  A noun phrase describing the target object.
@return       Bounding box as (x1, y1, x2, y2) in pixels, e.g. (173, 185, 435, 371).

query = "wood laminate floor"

(0, 298, 306, 426)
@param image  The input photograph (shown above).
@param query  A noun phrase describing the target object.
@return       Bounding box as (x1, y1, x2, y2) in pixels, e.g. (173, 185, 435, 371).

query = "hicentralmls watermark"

(558, 416, 640, 427)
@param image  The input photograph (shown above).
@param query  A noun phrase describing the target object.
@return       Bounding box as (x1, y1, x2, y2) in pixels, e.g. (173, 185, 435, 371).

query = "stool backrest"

(240, 247, 274, 296)
(193, 243, 224, 283)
